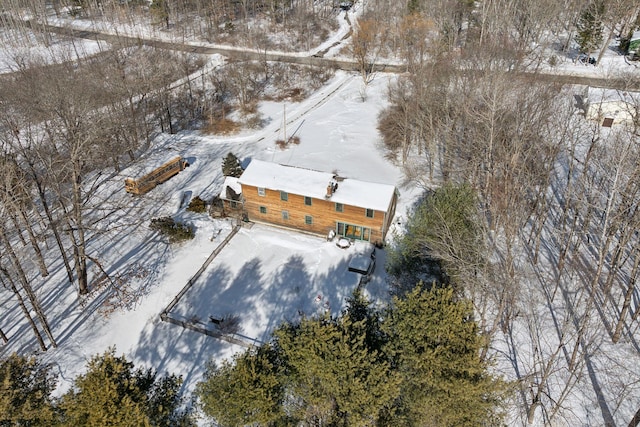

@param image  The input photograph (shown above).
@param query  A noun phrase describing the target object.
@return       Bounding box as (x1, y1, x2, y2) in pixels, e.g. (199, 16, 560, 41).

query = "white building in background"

(583, 87, 639, 128)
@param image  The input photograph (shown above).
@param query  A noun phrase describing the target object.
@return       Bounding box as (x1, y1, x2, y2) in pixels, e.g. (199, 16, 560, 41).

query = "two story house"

(238, 160, 397, 244)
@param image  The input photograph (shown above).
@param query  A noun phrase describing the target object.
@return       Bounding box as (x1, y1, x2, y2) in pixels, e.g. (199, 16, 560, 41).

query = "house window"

(337, 221, 371, 241)
(305, 215, 313, 225)
(304, 196, 312, 206)
(259, 206, 267, 214)
(258, 187, 266, 196)
(280, 191, 288, 201)
(335, 203, 343, 212)
(366, 209, 374, 218)
(230, 201, 238, 209)
(282, 210, 289, 220)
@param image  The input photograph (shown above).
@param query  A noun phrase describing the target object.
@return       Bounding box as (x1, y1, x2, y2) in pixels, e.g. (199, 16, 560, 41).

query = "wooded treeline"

(4, 0, 635, 68)
(196, 286, 505, 427)
(2, 0, 340, 52)
(377, 27, 640, 427)
(0, 43, 205, 350)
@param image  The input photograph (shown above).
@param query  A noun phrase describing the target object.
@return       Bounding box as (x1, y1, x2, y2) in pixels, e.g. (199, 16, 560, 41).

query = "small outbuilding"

(583, 87, 639, 128)
(217, 176, 244, 218)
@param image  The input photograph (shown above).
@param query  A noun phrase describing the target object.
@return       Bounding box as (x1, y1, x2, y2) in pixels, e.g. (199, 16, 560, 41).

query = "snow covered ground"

(169, 225, 388, 346)
(0, 70, 411, 402)
(0, 29, 108, 73)
(1, 5, 640, 426)
(39, 4, 357, 59)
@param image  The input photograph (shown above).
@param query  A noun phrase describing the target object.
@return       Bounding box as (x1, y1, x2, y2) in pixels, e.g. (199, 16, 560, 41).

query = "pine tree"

(343, 289, 386, 354)
(387, 183, 484, 292)
(274, 314, 401, 426)
(382, 285, 505, 426)
(196, 307, 400, 426)
(0, 354, 58, 426)
(575, 0, 605, 55)
(196, 345, 286, 426)
(221, 153, 244, 178)
(59, 349, 193, 427)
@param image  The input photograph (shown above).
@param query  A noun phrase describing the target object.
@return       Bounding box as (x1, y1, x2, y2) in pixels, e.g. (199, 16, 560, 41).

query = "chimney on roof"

(325, 179, 338, 199)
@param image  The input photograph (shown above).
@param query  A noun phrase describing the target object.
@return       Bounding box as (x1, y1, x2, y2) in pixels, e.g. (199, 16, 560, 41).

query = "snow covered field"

(169, 225, 389, 346)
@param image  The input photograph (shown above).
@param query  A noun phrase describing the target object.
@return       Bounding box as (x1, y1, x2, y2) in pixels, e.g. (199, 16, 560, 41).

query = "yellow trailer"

(124, 156, 188, 195)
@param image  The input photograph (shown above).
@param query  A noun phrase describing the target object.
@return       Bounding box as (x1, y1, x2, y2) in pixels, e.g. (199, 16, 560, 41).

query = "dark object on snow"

(348, 246, 376, 285)
(578, 53, 596, 65)
(180, 190, 192, 209)
(149, 217, 194, 242)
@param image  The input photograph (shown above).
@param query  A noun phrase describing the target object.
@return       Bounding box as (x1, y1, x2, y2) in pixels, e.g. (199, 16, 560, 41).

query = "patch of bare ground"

(203, 114, 241, 135)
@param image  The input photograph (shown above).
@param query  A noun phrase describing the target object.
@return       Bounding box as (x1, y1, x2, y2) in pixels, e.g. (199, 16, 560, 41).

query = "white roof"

(238, 160, 396, 212)
(219, 176, 242, 200)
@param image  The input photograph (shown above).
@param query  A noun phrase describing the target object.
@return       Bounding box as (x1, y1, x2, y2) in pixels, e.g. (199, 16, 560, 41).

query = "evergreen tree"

(274, 314, 400, 426)
(149, 0, 170, 28)
(343, 289, 386, 355)
(195, 287, 505, 426)
(382, 285, 505, 426)
(387, 183, 484, 292)
(186, 196, 207, 213)
(196, 345, 286, 426)
(196, 307, 400, 427)
(59, 349, 193, 427)
(575, 0, 605, 55)
(221, 153, 244, 178)
(0, 354, 58, 426)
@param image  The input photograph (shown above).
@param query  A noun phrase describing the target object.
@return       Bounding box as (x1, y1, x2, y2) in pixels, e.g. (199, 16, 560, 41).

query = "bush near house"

(187, 196, 208, 213)
(150, 217, 194, 242)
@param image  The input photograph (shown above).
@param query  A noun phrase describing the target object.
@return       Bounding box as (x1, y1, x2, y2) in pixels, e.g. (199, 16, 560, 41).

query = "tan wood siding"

(242, 184, 392, 242)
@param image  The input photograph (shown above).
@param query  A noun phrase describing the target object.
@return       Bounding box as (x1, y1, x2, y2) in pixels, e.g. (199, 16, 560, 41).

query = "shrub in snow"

(215, 314, 242, 335)
(187, 196, 207, 213)
(205, 116, 240, 135)
(149, 217, 194, 243)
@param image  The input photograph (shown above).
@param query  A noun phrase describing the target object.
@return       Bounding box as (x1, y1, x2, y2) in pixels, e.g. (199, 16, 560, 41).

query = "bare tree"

(0, 218, 56, 349)
(0, 154, 48, 277)
(349, 17, 387, 86)
(0, 266, 47, 351)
